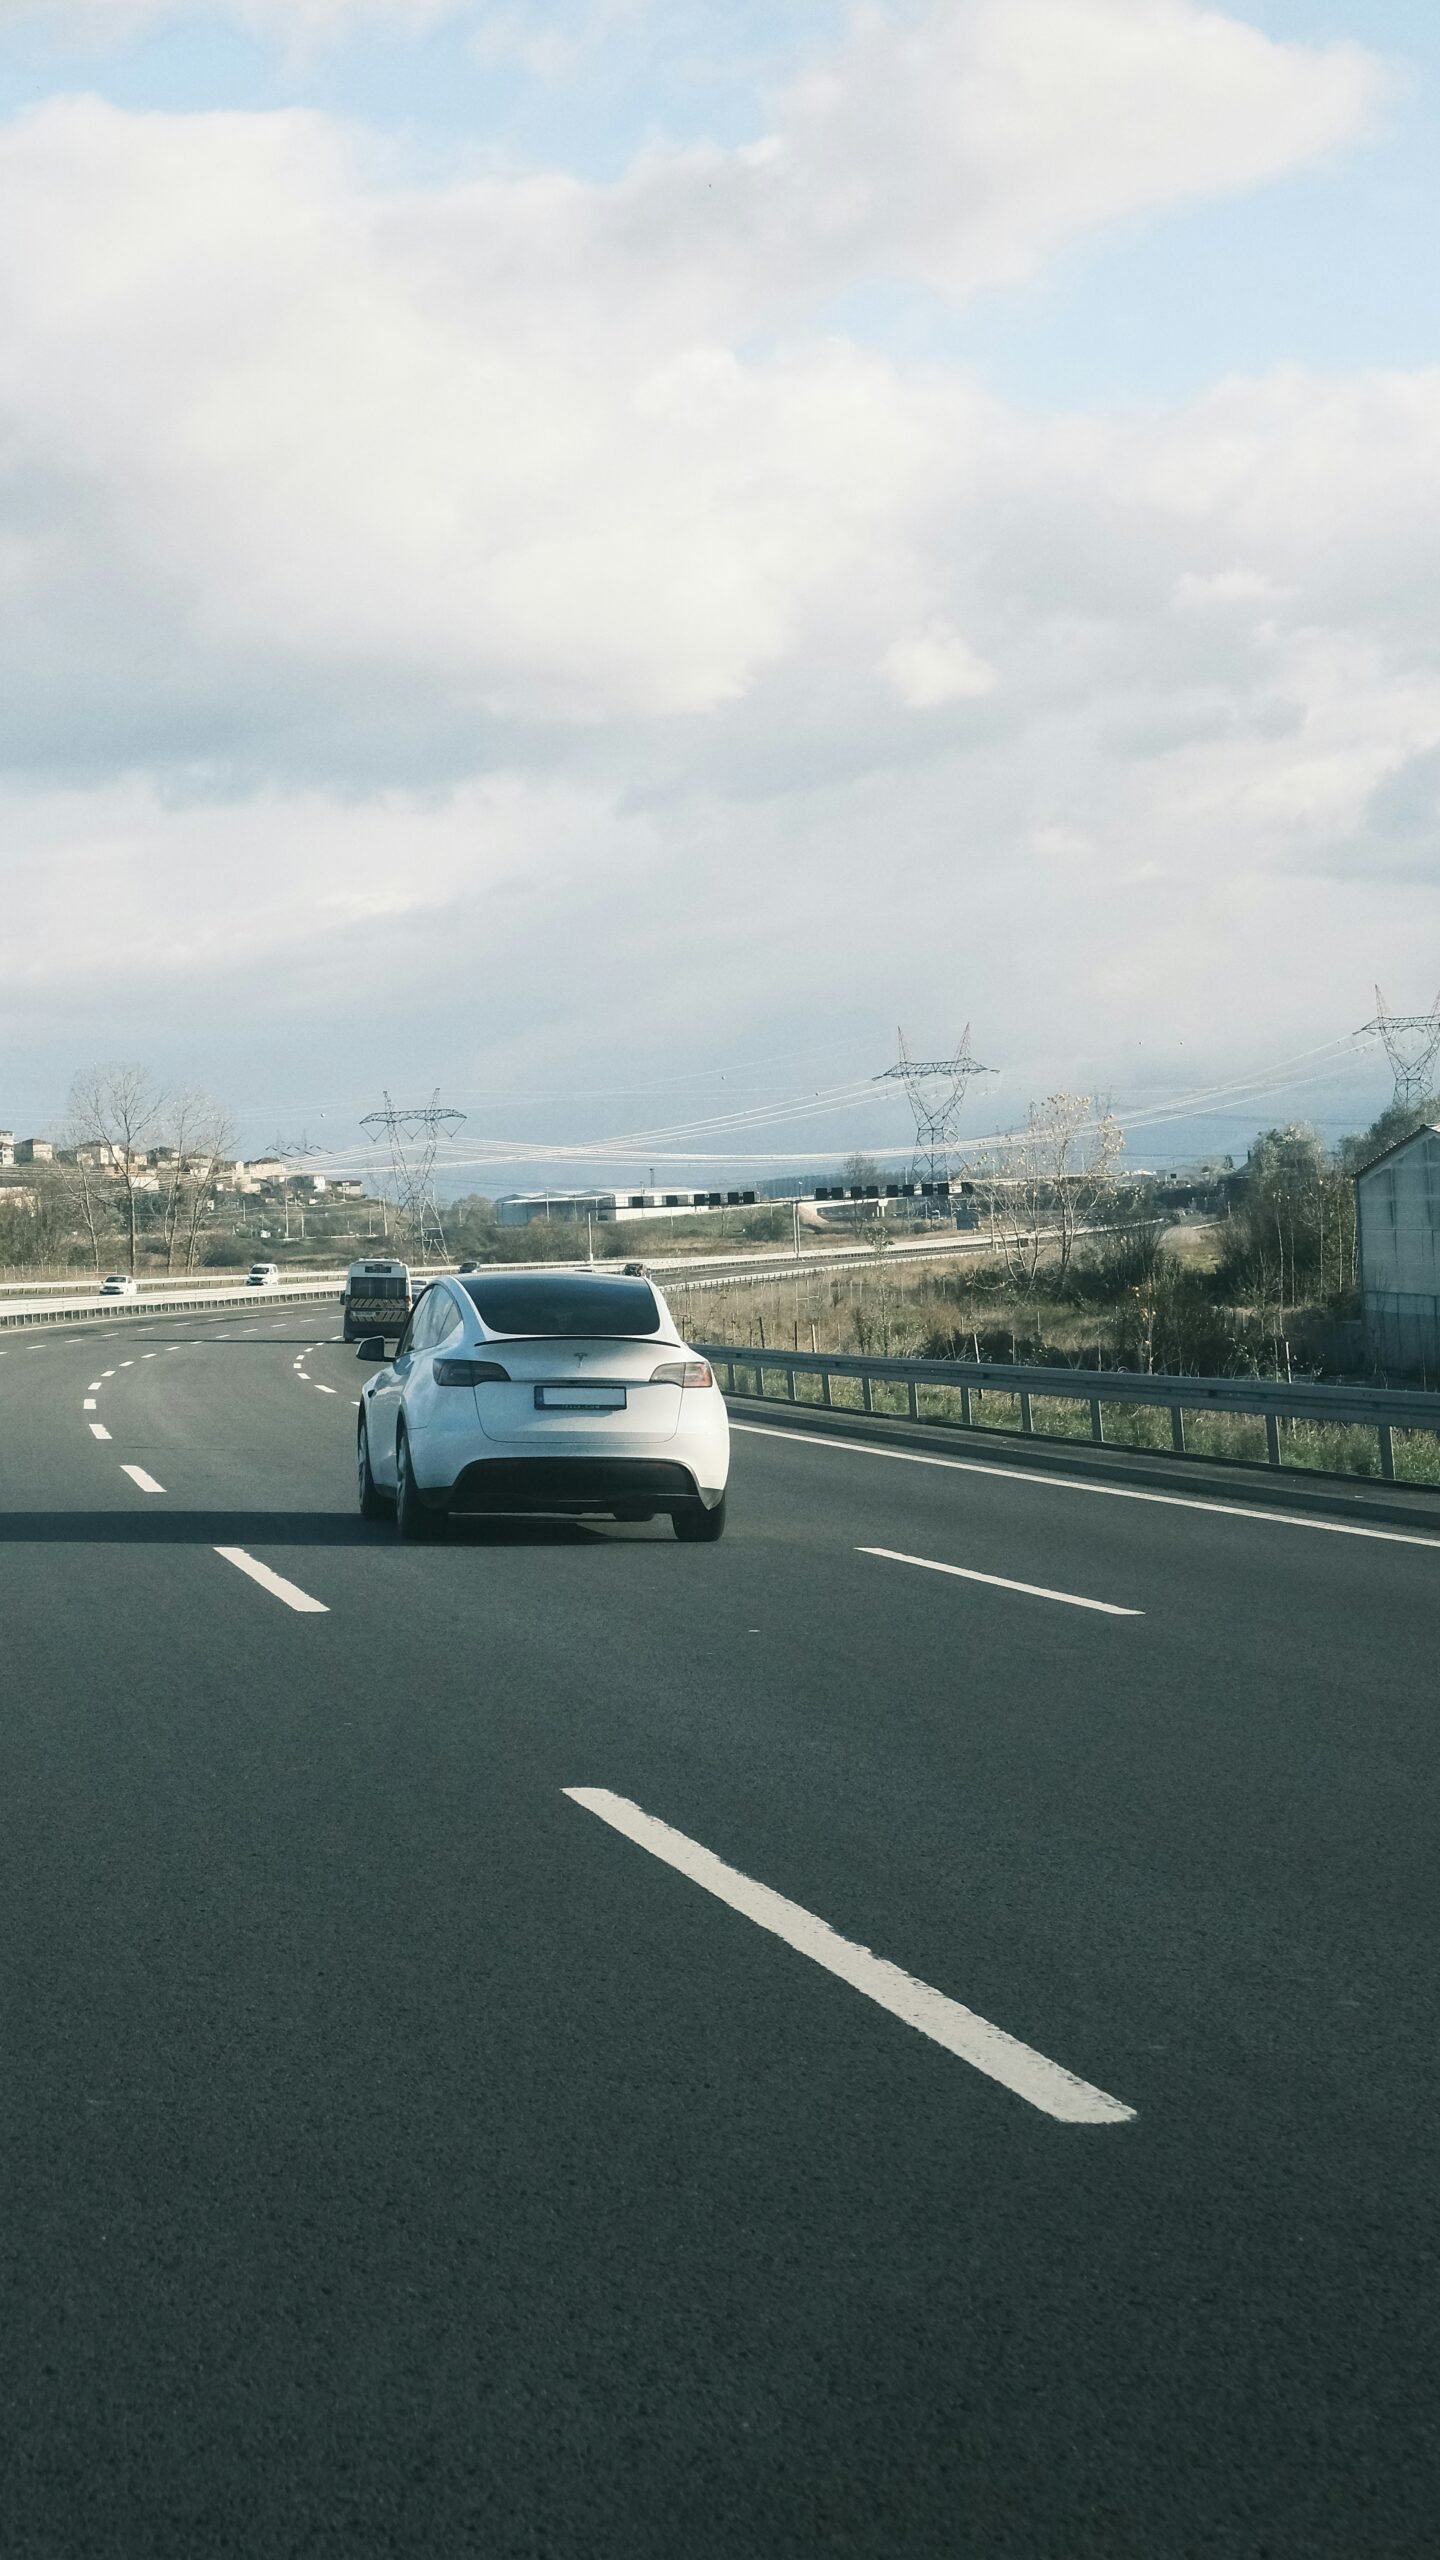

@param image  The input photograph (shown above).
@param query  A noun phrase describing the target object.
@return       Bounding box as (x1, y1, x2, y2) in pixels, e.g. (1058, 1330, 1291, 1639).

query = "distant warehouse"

(496, 1187, 756, 1227)
(1356, 1122, 1440, 1372)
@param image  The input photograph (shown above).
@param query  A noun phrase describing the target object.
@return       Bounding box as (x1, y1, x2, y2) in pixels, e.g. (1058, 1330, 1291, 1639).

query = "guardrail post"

(1378, 1422, 1395, 1482)
(821, 1370, 832, 1408)
(907, 1380, 919, 1421)
(1170, 1406, 1186, 1454)
(785, 1369, 796, 1403)
(861, 1376, 874, 1414)
(960, 1384, 972, 1426)
(1265, 1412, 1281, 1467)
(1019, 1390, 1033, 1434)
(1090, 1399, 1104, 1443)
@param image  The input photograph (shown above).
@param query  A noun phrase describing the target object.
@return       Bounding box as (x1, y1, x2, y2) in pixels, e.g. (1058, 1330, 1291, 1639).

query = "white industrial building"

(496, 1187, 757, 1227)
(1356, 1122, 1440, 1372)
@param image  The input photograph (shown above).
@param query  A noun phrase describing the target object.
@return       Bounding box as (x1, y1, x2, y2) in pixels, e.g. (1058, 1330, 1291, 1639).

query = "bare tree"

(153, 1089, 234, 1273)
(67, 1065, 166, 1276)
(178, 1100, 236, 1274)
(969, 1093, 1124, 1295)
(54, 1129, 117, 1278)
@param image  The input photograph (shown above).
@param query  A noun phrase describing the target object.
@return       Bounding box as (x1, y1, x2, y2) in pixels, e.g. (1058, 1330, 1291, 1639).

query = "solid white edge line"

(860, 1546, 1141, 1616)
(121, 1465, 165, 1494)
(730, 1422, 1440, 1553)
(88, 1422, 112, 1440)
(564, 1788, 1135, 2126)
(214, 1547, 329, 1614)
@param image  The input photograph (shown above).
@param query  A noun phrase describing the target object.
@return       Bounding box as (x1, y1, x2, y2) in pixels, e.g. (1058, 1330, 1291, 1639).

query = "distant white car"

(99, 1273, 138, 1298)
(355, 1268, 730, 1542)
(246, 1262, 280, 1288)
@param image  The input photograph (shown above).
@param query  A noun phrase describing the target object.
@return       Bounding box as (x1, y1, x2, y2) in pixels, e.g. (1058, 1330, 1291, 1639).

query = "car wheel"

(357, 1414, 391, 1521)
(396, 1425, 444, 1542)
(672, 1493, 726, 1543)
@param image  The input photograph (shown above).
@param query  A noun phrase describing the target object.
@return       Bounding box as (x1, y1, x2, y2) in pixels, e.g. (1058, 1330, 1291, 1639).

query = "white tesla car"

(355, 1269, 730, 1541)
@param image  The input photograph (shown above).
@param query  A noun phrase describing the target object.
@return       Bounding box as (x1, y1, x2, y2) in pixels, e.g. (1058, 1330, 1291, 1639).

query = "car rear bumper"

(436, 1455, 718, 1516)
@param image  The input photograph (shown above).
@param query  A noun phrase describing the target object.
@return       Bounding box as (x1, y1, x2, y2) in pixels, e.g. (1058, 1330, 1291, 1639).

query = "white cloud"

(881, 624, 997, 708)
(0, 7, 1428, 1123)
(759, 0, 1388, 297)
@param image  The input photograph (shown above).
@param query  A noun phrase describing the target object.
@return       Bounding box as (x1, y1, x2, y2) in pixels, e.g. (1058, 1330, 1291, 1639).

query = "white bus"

(343, 1259, 414, 1342)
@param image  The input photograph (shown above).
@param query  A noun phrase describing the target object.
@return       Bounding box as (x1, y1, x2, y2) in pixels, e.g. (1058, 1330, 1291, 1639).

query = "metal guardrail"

(0, 1281, 340, 1330)
(698, 1342, 1440, 1486)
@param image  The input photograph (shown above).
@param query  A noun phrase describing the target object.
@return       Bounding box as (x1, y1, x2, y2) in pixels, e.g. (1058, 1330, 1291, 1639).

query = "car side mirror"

(355, 1337, 388, 1361)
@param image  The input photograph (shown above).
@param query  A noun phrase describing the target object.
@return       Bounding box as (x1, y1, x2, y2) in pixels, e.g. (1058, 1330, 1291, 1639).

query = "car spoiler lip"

(465, 1330, 681, 1348)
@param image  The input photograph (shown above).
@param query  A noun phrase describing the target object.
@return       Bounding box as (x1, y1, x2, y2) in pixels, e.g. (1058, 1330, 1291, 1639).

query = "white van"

(343, 1259, 413, 1341)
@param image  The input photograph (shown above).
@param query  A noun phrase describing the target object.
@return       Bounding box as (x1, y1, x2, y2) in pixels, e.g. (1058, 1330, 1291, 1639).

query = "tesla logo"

(574, 1352, 588, 1364)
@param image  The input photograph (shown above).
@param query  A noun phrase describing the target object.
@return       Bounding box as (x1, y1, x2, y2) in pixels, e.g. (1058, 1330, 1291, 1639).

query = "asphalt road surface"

(2, 1308, 1437, 2557)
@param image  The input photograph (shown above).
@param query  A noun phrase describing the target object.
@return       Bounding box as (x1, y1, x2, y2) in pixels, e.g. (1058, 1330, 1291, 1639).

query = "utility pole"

(876, 1026, 996, 1201)
(1358, 985, 1440, 1112)
(359, 1092, 466, 1258)
(273, 1131, 321, 1246)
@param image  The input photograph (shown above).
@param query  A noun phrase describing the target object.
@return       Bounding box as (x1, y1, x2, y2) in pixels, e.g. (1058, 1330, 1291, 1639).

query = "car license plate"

(535, 1385, 627, 1410)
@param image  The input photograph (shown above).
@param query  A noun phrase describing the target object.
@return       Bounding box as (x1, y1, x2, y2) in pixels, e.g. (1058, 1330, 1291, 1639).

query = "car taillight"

(649, 1359, 713, 1388)
(433, 1358, 511, 1385)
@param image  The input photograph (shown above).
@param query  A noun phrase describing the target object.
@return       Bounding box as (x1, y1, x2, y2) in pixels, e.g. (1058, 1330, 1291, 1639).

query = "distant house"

(1355, 1122, 1440, 1372)
(15, 1137, 54, 1164)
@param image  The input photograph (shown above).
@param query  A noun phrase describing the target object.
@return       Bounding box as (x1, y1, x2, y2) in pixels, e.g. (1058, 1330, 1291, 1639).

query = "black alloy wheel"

(672, 1493, 726, 1543)
(357, 1414, 391, 1521)
(396, 1425, 445, 1542)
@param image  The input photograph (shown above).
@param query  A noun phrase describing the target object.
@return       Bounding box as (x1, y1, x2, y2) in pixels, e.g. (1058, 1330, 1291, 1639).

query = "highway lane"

(1, 1311, 1438, 2555)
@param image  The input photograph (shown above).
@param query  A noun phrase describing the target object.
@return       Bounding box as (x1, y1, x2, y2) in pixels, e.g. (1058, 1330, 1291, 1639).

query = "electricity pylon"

(271, 1129, 321, 1244)
(359, 1091, 465, 1255)
(876, 1026, 995, 1192)
(1359, 987, 1440, 1113)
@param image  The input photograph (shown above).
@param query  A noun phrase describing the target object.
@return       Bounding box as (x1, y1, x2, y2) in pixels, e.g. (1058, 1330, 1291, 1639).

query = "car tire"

(396, 1425, 445, 1542)
(672, 1493, 726, 1543)
(357, 1415, 391, 1521)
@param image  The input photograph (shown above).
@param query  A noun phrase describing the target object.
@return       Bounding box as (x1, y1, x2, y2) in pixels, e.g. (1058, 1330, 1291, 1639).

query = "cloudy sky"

(1, 0, 1437, 1175)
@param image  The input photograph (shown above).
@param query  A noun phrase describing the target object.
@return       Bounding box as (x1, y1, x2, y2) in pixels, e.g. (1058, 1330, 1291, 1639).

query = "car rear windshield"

(460, 1273, 661, 1336)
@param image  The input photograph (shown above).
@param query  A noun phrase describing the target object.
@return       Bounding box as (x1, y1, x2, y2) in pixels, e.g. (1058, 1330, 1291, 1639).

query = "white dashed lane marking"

(88, 1423, 111, 1441)
(566, 1790, 1135, 2127)
(121, 1466, 165, 1495)
(859, 1546, 1143, 1618)
(214, 1548, 328, 1615)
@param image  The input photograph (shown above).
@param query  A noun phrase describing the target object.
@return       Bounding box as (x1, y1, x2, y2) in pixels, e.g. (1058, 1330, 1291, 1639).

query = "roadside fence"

(699, 1341, 1440, 1491)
